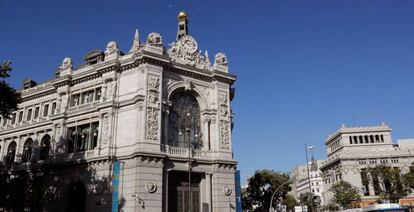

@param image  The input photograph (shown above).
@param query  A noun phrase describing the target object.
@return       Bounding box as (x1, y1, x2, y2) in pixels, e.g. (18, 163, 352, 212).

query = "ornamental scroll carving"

(102, 114, 110, 145)
(218, 92, 231, 149)
(146, 76, 160, 140)
(168, 35, 211, 68)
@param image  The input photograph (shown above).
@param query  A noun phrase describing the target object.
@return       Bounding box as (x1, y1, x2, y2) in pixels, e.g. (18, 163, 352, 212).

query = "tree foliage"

(330, 180, 360, 209)
(242, 169, 291, 212)
(368, 165, 410, 203)
(0, 61, 21, 118)
(282, 194, 298, 212)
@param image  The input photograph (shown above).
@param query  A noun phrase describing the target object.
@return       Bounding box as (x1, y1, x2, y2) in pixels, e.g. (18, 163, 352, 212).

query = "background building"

(0, 12, 237, 212)
(320, 123, 414, 206)
(290, 159, 325, 205)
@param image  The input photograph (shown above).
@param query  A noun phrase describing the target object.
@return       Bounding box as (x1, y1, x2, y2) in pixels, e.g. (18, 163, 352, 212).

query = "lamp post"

(305, 144, 315, 212)
(269, 180, 292, 212)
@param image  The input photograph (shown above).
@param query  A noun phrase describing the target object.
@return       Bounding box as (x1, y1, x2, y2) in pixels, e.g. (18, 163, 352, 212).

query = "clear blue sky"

(1, 0, 414, 184)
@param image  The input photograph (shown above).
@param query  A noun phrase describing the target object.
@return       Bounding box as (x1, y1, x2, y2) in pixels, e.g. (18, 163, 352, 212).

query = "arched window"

(40, 135, 51, 160)
(365, 135, 369, 143)
(22, 138, 33, 163)
(375, 135, 380, 143)
(370, 135, 374, 143)
(168, 92, 201, 149)
(359, 136, 363, 144)
(6, 141, 17, 164)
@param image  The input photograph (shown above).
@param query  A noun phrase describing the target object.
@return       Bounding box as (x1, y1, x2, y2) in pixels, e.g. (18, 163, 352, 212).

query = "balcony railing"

(161, 145, 209, 158)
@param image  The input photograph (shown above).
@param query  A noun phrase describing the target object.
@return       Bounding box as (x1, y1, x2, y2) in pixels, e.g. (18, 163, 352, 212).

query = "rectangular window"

(67, 121, 99, 153)
(70, 94, 80, 107)
(34, 107, 40, 119)
(95, 87, 102, 101)
(27, 109, 32, 121)
(18, 111, 23, 122)
(51, 102, 56, 115)
(11, 113, 16, 124)
(43, 104, 49, 117)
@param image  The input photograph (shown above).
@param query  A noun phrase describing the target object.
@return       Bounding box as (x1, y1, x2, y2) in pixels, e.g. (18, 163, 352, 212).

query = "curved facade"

(0, 13, 237, 212)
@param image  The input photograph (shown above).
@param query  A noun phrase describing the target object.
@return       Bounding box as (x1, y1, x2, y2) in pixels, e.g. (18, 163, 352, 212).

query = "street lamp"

(269, 180, 292, 212)
(305, 144, 315, 212)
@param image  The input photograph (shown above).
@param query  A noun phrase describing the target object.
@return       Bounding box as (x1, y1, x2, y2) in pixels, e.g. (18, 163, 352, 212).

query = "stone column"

(206, 172, 213, 212)
(368, 172, 375, 196)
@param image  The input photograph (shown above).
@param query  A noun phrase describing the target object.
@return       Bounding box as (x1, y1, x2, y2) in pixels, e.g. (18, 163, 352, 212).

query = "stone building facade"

(320, 123, 414, 206)
(290, 159, 325, 205)
(0, 12, 237, 212)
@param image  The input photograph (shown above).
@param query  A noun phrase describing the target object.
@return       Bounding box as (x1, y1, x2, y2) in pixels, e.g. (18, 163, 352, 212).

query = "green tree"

(282, 194, 298, 212)
(0, 61, 21, 118)
(330, 180, 361, 210)
(402, 162, 414, 190)
(368, 165, 410, 203)
(243, 170, 291, 212)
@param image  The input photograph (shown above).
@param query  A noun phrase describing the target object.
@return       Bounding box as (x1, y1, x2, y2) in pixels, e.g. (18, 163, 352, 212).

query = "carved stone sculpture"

(218, 91, 231, 150)
(146, 76, 160, 140)
(147, 32, 163, 46)
(214, 52, 228, 66)
(105, 41, 119, 55)
(167, 35, 211, 68)
(59, 57, 73, 70)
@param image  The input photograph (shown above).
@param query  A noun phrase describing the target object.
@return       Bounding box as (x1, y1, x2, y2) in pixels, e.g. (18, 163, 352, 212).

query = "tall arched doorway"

(66, 181, 86, 212)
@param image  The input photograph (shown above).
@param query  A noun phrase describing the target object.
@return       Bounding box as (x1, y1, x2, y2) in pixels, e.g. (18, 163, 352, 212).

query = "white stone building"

(320, 123, 414, 206)
(290, 159, 325, 205)
(0, 12, 237, 212)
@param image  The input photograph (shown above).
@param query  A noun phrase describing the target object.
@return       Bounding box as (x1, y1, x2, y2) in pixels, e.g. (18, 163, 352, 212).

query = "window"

(22, 138, 33, 163)
(2, 117, 7, 126)
(350, 136, 353, 144)
(370, 135, 374, 143)
(43, 104, 49, 117)
(70, 94, 80, 107)
(359, 136, 363, 144)
(381, 135, 384, 142)
(34, 107, 40, 119)
(168, 92, 201, 149)
(27, 108, 32, 121)
(81, 90, 94, 104)
(11, 113, 16, 124)
(40, 134, 51, 160)
(18, 111, 23, 122)
(70, 88, 102, 107)
(5, 141, 17, 164)
(51, 102, 57, 115)
(95, 87, 102, 101)
(67, 122, 99, 153)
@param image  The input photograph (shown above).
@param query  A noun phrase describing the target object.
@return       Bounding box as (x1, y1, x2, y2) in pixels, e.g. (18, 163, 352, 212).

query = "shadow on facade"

(0, 149, 113, 212)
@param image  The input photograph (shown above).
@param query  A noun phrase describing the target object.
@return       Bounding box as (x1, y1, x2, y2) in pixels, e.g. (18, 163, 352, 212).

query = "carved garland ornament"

(218, 92, 231, 149)
(146, 76, 160, 140)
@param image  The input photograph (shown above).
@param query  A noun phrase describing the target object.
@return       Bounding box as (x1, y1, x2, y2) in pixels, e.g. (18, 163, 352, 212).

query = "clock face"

(179, 35, 198, 54)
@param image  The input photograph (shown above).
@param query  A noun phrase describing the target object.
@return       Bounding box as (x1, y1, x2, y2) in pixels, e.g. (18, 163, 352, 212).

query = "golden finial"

(177, 11, 189, 22)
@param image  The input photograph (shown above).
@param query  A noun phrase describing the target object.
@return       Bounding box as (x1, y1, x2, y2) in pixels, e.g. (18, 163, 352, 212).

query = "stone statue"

(147, 32, 163, 46)
(214, 52, 228, 66)
(59, 57, 73, 70)
(105, 41, 119, 55)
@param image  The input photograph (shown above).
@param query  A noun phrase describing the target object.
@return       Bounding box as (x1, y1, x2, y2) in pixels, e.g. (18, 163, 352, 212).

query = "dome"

(177, 11, 189, 21)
